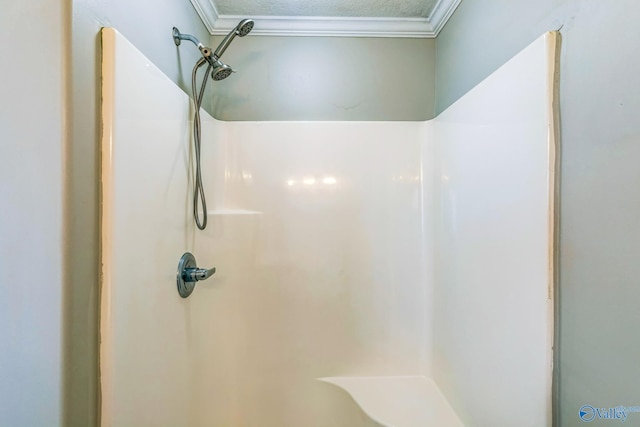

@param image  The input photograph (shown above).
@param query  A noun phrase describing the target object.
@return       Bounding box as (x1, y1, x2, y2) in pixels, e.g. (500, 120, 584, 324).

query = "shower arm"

(172, 27, 217, 62)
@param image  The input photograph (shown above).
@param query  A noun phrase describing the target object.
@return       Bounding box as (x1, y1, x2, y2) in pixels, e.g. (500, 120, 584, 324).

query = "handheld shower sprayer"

(172, 19, 254, 81)
(172, 19, 254, 230)
(172, 27, 233, 79)
(213, 19, 255, 58)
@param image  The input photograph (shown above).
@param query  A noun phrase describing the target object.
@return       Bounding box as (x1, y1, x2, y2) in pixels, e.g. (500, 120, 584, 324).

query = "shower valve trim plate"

(176, 252, 216, 298)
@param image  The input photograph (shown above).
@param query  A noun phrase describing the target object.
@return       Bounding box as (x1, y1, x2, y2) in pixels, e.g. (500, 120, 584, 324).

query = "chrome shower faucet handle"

(176, 252, 216, 298)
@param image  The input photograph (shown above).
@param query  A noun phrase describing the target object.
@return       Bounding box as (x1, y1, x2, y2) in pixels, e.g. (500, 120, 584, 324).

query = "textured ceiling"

(214, 0, 441, 18)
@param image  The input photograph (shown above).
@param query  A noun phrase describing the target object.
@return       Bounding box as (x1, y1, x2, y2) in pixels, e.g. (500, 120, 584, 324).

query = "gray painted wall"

(437, 1, 640, 425)
(0, 1, 67, 426)
(67, 0, 209, 426)
(209, 35, 436, 121)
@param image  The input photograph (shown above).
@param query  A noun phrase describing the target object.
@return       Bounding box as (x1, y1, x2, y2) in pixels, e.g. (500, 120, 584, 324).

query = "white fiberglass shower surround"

(100, 28, 557, 427)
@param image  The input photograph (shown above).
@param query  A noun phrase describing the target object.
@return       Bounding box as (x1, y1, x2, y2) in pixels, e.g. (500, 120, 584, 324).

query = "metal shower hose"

(191, 57, 212, 230)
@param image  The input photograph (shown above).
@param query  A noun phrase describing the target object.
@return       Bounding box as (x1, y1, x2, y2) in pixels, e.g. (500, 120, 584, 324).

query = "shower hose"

(191, 57, 212, 230)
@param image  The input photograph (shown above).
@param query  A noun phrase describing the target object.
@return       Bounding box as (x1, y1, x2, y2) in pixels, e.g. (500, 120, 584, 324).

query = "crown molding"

(213, 15, 434, 38)
(189, 0, 462, 38)
(188, 0, 219, 34)
(428, 0, 463, 35)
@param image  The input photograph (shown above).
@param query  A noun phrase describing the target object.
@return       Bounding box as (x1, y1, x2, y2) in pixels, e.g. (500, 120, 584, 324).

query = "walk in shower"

(100, 27, 557, 427)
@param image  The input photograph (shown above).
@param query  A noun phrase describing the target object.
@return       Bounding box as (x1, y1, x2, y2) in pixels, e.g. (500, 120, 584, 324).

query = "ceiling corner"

(429, 0, 462, 35)
(188, 0, 219, 34)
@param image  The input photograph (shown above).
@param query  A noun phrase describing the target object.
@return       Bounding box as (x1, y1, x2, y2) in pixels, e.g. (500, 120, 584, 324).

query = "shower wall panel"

(428, 33, 556, 426)
(101, 26, 554, 427)
(101, 27, 431, 427)
(101, 28, 226, 427)
(198, 121, 431, 425)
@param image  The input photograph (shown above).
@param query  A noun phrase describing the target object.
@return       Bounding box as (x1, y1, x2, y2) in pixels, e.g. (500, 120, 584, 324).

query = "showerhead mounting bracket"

(172, 27, 182, 46)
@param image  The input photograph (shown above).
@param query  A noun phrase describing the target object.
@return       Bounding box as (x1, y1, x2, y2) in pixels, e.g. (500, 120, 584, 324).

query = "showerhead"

(236, 19, 255, 37)
(211, 61, 233, 81)
(174, 19, 253, 82)
(213, 19, 255, 59)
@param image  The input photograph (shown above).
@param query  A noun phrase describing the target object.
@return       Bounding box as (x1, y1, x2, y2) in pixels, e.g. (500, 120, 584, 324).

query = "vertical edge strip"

(545, 30, 561, 427)
(99, 27, 115, 427)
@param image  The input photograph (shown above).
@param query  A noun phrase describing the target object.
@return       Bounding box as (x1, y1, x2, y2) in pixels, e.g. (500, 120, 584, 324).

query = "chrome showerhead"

(211, 61, 233, 81)
(236, 19, 255, 37)
(213, 19, 255, 59)
(173, 19, 253, 82)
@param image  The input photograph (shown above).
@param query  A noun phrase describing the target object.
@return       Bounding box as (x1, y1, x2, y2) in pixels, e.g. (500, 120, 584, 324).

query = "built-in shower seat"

(319, 376, 464, 427)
